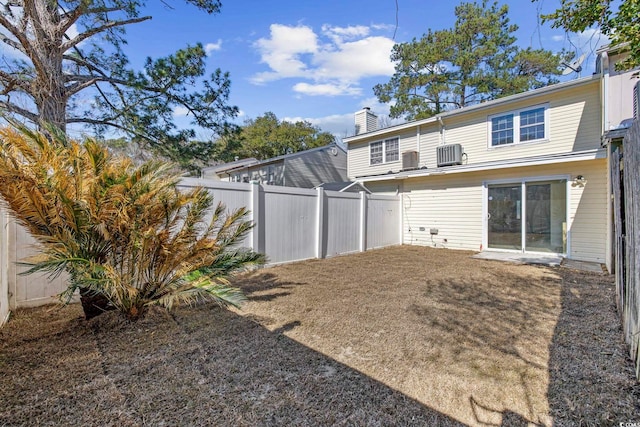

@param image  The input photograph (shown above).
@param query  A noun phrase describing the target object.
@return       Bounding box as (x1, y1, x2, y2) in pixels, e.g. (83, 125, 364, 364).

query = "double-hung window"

(489, 105, 548, 147)
(370, 137, 399, 165)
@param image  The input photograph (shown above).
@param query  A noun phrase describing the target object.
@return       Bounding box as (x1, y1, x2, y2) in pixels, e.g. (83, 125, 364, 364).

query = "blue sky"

(5, 0, 612, 141)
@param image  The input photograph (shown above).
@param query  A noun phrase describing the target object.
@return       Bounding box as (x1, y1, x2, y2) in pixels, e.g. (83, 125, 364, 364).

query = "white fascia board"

(356, 149, 607, 183)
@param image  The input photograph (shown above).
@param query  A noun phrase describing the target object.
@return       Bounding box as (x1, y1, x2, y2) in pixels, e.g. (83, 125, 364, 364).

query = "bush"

(0, 125, 264, 320)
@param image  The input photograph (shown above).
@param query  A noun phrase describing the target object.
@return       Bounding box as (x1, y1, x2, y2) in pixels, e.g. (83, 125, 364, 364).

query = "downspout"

(437, 116, 446, 145)
(601, 50, 613, 273)
(602, 51, 610, 134)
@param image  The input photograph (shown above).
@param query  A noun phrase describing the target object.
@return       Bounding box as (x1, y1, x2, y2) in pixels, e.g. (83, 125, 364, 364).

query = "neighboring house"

(201, 157, 259, 181)
(204, 144, 348, 189)
(344, 46, 639, 273)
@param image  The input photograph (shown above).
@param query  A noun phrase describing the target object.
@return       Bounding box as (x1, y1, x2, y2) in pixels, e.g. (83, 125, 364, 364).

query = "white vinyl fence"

(0, 179, 401, 323)
(0, 207, 69, 319)
(178, 178, 402, 265)
(0, 208, 10, 325)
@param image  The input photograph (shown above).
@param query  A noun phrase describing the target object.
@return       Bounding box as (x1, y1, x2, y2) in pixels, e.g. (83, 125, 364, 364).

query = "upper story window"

(489, 105, 548, 147)
(370, 137, 399, 165)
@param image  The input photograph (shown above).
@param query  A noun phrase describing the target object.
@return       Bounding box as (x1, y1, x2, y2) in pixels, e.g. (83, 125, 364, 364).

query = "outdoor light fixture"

(572, 175, 586, 187)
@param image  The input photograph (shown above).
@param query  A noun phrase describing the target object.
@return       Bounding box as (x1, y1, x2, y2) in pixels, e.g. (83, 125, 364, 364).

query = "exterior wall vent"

(402, 151, 419, 170)
(437, 144, 463, 167)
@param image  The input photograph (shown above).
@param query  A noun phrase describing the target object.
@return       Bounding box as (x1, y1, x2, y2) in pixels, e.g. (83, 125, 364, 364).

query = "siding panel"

(348, 79, 601, 179)
(348, 131, 417, 178)
(370, 159, 607, 263)
(284, 148, 347, 188)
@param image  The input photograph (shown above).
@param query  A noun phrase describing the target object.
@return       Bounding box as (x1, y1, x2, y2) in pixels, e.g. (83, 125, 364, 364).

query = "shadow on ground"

(234, 271, 305, 303)
(0, 303, 463, 426)
(2, 246, 639, 426)
(234, 246, 640, 426)
(546, 267, 640, 425)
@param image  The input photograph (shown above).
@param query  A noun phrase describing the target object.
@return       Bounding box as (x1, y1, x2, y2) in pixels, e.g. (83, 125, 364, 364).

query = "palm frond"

(0, 125, 265, 320)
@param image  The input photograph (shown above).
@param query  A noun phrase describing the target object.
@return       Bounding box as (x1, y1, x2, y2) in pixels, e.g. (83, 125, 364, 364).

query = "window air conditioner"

(402, 151, 419, 170)
(436, 144, 463, 167)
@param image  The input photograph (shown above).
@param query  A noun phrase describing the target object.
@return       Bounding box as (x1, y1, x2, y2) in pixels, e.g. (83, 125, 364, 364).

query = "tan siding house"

(345, 49, 636, 271)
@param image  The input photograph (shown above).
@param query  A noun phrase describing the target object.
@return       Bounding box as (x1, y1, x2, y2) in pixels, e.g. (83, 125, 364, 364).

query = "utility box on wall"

(437, 144, 463, 167)
(402, 151, 419, 170)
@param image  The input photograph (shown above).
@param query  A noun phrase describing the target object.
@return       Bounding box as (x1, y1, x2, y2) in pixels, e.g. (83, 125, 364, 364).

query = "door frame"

(482, 174, 571, 255)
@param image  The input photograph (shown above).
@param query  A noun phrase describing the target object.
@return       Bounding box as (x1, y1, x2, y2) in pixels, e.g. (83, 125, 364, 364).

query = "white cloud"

(251, 24, 318, 84)
(321, 24, 370, 44)
(283, 113, 355, 138)
(313, 36, 395, 81)
(205, 40, 223, 54)
(173, 106, 189, 117)
(251, 23, 395, 97)
(66, 23, 80, 41)
(283, 100, 404, 139)
(293, 82, 361, 97)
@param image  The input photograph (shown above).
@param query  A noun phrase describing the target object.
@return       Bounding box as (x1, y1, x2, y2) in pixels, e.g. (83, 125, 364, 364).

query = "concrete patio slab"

(472, 251, 606, 274)
(472, 251, 563, 266)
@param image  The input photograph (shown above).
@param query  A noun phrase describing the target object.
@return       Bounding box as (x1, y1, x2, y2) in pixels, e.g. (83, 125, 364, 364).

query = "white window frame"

(481, 174, 571, 256)
(369, 137, 400, 165)
(487, 104, 549, 148)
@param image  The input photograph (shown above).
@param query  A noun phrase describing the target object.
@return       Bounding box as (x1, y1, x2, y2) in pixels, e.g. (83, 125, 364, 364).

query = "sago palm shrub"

(0, 125, 264, 320)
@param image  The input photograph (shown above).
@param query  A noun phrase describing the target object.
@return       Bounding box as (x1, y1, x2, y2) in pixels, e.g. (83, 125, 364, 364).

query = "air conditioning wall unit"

(437, 144, 463, 167)
(402, 150, 419, 170)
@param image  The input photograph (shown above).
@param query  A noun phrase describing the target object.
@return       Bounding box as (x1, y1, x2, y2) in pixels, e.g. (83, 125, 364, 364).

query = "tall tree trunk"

(34, 48, 68, 133)
(37, 92, 68, 133)
(29, 0, 68, 133)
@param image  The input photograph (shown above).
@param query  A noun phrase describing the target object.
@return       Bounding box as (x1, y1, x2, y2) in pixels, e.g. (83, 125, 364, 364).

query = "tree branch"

(62, 54, 104, 74)
(60, 16, 151, 51)
(0, 12, 46, 78)
(0, 31, 26, 54)
(66, 116, 158, 143)
(58, 4, 124, 35)
(65, 76, 102, 96)
(0, 69, 31, 93)
(0, 100, 40, 123)
(61, 53, 127, 114)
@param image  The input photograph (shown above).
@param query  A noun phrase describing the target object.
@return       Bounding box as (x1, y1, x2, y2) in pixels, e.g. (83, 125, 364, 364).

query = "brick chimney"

(355, 107, 378, 135)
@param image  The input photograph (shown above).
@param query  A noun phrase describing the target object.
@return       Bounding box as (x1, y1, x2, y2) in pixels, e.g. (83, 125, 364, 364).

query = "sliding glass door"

(488, 180, 567, 254)
(488, 185, 522, 250)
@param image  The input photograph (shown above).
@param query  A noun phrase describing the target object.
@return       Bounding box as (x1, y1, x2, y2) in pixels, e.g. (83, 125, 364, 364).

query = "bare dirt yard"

(1, 245, 638, 426)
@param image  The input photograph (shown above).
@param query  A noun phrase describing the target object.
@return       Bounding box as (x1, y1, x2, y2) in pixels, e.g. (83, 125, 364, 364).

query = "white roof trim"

(356, 149, 606, 183)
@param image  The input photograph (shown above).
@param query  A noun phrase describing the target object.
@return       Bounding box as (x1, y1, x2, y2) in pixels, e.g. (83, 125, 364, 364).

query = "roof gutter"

(355, 149, 607, 183)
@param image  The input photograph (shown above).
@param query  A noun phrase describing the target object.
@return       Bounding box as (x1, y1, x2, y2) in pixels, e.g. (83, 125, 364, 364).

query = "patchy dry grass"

(1, 246, 638, 426)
